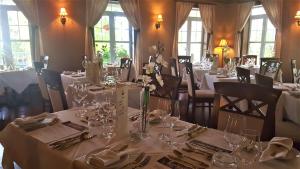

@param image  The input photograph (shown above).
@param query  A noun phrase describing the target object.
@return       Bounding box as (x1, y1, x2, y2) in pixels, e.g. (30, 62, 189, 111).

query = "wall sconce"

(295, 10, 300, 26)
(155, 14, 163, 29)
(59, 8, 68, 25)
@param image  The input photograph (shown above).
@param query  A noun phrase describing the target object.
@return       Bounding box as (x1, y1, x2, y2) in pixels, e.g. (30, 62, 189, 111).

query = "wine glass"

(235, 129, 261, 167)
(224, 115, 243, 151)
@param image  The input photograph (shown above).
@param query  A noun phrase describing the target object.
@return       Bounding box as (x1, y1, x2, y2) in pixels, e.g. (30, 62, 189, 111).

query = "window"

(247, 6, 276, 59)
(94, 2, 133, 65)
(0, 0, 32, 70)
(178, 8, 206, 63)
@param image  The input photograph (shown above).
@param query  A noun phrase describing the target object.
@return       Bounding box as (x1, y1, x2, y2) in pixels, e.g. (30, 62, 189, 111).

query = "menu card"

(115, 84, 129, 139)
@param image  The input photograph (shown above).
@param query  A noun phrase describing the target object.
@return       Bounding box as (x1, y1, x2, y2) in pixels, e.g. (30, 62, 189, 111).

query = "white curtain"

(199, 4, 215, 53)
(172, 2, 193, 58)
(13, 0, 44, 62)
(85, 0, 109, 59)
(234, 1, 254, 57)
(119, 0, 142, 74)
(261, 0, 283, 58)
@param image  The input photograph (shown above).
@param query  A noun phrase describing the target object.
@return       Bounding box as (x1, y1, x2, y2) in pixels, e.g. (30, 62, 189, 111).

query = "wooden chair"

(291, 59, 298, 83)
(241, 55, 257, 65)
(236, 67, 250, 83)
(120, 58, 132, 82)
(255, 73, 273, 89)
(260, 60, 282, 80)
(33, 62, 52, 112)
(185, 62, 214, 125)
(259, 57, 280, 75)
(233, 57, 241, 66)
(170, 58, 178, 77)
(177, 56, 191, 77)
(42, 69, 68, 112)
(212, 82, 282, 141)
(150, 74, 181, 116)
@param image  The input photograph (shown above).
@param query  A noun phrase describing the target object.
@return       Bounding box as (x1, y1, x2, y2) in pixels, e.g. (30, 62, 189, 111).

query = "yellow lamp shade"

(295, 10, 300, 19)
(218, 39, 228, 47)
(157, 14, 163, 22)
(60, 8, 68, 16)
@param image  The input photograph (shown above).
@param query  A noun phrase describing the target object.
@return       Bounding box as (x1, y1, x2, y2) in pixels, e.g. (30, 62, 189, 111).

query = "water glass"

(224, 116, 243, 151)
(235, 129, 261, 167)
(212, 152, 237, 169)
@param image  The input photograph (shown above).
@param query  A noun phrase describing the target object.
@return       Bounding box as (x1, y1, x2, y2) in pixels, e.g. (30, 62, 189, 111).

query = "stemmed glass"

(169, 101, 182, 147)
(224, 115, 243, 152)
(235, 129, 261, 167)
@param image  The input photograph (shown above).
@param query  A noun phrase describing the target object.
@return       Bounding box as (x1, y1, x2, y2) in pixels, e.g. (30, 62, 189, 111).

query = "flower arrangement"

(142, 41, 168, 91)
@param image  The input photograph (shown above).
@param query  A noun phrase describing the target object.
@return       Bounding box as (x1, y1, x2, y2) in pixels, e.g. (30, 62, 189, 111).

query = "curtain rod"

(175, 0, 217, 5)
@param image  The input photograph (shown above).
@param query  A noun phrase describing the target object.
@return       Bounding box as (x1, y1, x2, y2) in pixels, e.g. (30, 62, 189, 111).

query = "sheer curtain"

(199, 4, 215, 53)
(172, 2, 193, 58)
(261, 0, 283, 58)
(119, 0, 142, 74)
(13, 0, 44, 62)
(234, 1, 254, 57)
(85, 0, 108, 59)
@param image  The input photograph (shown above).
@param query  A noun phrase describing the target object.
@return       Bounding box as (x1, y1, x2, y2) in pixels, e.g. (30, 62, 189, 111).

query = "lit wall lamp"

(295, 10, 300, 26)
(155, 14, 163, 29)
(60, 8, 68, 25)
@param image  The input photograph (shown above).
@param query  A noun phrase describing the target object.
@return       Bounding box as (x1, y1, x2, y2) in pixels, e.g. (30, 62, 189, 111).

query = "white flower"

(142, 75, 152, 85)
(148, 45, 157, 53)
(149, 84, 156, 91)
(156, 74, 164, 87)
(156, 54, 163, 64)
(143, 62, 155, 74)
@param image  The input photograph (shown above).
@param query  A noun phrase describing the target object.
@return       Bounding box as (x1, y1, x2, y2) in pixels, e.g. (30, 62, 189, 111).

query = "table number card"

(115, 84, 129, 139)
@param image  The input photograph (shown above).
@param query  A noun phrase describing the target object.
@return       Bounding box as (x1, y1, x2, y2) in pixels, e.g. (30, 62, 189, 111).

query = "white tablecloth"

(239, 65, 260, 75)
(61, 73, 86, 91)
(1, 108, 299, 169)
(0, 69, 37, 94)
(182, 67, 210, 89)
(105, 64, 137, 82)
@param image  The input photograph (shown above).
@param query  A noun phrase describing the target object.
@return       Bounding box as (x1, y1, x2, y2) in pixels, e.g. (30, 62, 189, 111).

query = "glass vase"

(140, 86, 150, 135)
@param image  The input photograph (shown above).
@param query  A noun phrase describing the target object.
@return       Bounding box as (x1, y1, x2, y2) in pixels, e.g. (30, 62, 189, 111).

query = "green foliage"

(100, 44, 110, 65)
(116, 48, 128, 58)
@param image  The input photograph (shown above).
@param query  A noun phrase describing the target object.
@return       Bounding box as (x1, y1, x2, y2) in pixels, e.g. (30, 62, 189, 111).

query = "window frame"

(247, 10, 275, 58)
(178, 12, 206, 63)
(0, 3, 32, 68)
(94, 8, 134, 64)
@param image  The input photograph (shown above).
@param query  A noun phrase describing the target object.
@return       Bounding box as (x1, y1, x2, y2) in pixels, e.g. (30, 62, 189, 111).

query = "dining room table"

(1, 106, 300, 169)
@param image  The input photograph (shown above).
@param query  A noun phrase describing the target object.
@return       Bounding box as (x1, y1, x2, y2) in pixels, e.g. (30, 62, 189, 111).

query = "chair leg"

(208, 102, 212, 127)
(186, 96, 190, 120)
(192, 100, 196, 123)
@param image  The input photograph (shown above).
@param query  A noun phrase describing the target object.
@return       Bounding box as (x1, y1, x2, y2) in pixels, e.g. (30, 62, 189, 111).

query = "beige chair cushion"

(37, 74, 50, 100)
(181, 80, 188, 86)
(194, 89, 215, 98)
(47, 87, 64, 112)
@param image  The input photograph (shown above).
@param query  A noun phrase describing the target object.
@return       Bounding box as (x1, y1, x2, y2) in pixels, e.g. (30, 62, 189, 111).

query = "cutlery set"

(177, 125, 207, 140)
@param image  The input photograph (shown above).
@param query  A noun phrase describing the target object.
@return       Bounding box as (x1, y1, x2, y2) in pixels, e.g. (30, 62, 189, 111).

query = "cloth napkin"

(88, 148, 138, 167)
(259, 137, 294, 162)
(14, 112, 50, 126)
(148, 109, 163, 124)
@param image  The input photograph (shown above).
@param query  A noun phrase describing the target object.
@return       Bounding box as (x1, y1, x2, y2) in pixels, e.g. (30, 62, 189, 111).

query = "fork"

(132, 156, 151, 169)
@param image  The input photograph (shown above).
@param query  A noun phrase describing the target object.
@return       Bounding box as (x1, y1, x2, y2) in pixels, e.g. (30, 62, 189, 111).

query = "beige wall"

(38, 0, 86, 72)
(280, 0, 300, 82)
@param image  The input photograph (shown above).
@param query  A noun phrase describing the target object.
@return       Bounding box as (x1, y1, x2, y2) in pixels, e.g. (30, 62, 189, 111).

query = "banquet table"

(105, 64, 137, 82)
(61, 72, 87, 91)
(1, 107, 300, 169)
(66, 82, 142, 109)
(0, 69, 37, 94)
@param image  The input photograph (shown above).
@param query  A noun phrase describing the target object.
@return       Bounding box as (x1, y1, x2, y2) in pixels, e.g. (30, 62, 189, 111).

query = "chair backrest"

(151, 74, 181, 115)
(185, 62, 195, 98)
(170, 58, 178, 77)
(259, 57, 280, 74)
(42, 69, 68, 112)
(212, 82, 282, 141)
(36, 74, 50, 101)
(261, 60, 282, 80)
(178, 56, 191, 77)
(236, 67, 250, 83)
(33, 62, 44, 74)
(120, 58, 132, 81)
(233, 57, 241, 66)
(255, 73, 273, 89)
(241, 55, 257, 65)
(291, 59, 297, 83)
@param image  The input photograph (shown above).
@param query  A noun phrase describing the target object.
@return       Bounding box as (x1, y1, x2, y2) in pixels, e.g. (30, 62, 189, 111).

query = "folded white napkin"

(259, 137, 293, 162)
(14, 112, 50, 126)
(62, 71, 75, 75)
(88, 148, 138, 167)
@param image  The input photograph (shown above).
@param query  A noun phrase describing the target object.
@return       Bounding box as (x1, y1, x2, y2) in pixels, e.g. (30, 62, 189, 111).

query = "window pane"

(11, 41, 31, 68)
(251, 6, 266, 16)
(18, 12, 28, 25)
(189, 8, 200, 17)
(9, 26, 20, 40)
(191, 21, 202, 42)
(116, 43, 130, 58)
(263, 43, 275, 58)
(178, 43, 187, 56)
(115, 16, 129, 41)
(248, 43, 261, 56)
(0, 0, 15, 5)
(178, 21, 187, 42)
(95, 43, 110, 64)
(95, 16, 110, 41)
(106, 3, 123, 12)
(190, 43, 201, 63)
(7, 11, 18, 25)
(266, 19, 275, 42)
(249, 19, 263, 42)
(19, 26, 30, 40)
